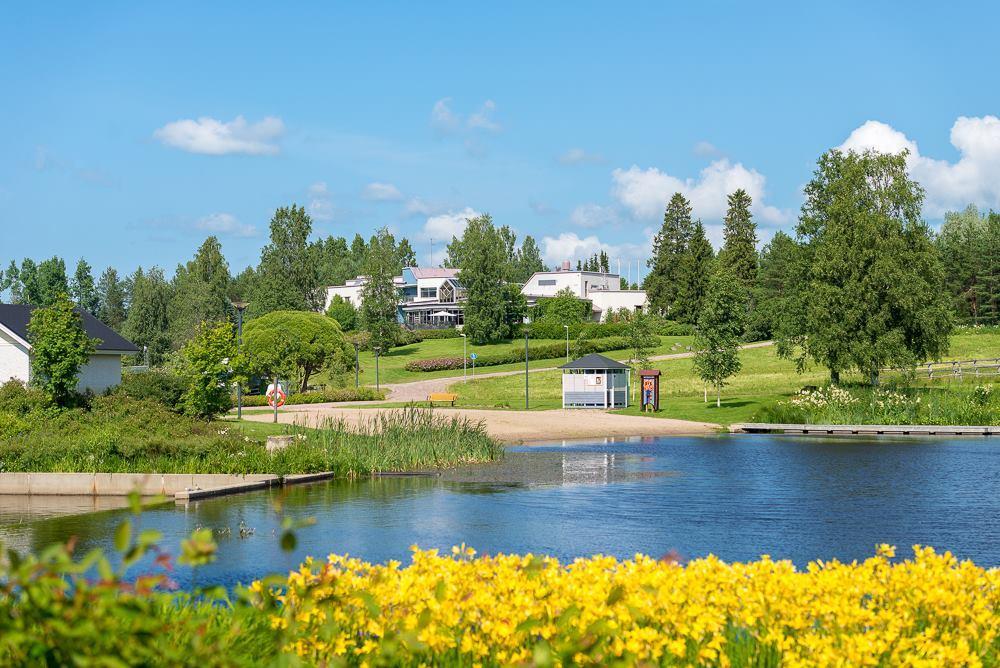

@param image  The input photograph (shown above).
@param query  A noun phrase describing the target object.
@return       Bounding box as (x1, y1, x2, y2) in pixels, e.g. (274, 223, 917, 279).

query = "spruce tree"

(169, 237, 233, 348)
(645, 193, 693, 316)
(672, 221, 715, 323)
(458, 214, 508, 344)
(96, 267, 127, 330)
(70, 260, 99, 313)
(718, 189, 758, 289)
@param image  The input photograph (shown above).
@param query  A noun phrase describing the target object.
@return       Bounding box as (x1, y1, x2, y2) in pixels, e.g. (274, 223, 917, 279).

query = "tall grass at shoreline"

(0, 394, 502, 475)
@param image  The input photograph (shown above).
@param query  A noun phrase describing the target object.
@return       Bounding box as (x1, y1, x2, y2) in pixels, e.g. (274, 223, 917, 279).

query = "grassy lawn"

(450, 331, 1000, 426)
(317, 335, 694, 386)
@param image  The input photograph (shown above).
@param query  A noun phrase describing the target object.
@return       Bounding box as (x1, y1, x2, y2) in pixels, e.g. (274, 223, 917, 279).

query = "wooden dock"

(731, 423, 1000, 436)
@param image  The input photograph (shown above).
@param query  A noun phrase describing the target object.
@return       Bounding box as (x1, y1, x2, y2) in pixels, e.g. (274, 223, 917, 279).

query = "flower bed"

(255, 544, 1000, 666)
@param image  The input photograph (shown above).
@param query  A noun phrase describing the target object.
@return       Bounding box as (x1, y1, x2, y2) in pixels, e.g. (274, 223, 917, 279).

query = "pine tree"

(96, 267, 127, 330)
(718, 189, 758, 289)
(672, 221, 715, 323)
(646, 193, 694, 316)
(70, 259, 99, 313)
(782, 149, 953, 384)
(750, 231, 800, 340)
(359, 227, 401, 352)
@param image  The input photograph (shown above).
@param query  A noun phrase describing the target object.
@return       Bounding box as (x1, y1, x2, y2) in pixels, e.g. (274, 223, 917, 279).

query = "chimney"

(561, 260, 571, 271)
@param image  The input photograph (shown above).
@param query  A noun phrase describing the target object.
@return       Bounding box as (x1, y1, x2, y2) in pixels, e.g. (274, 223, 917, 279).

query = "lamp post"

(374, 346, 381, 393)
(564, 324, 569, 362)
(232, 301, 248, 420)
(354, 342, 361, 388)
(460, 333, 467, 383)
(524, 317, 530, 410)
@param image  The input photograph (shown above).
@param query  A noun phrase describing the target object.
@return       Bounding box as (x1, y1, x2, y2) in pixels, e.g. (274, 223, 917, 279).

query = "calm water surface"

(2, 434, 998, 588)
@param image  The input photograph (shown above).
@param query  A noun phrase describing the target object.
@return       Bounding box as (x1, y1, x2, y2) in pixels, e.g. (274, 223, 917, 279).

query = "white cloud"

(558, 148, 604, 165)
(837, 116, 1000, 216)
(431, 98, 461, 133)
(307, 181, 334, 221)
(153, 115, 284, 155)
(362, 182, 404, 201)
(419, 207, 480, 243)
(405, 197, 447, 217)
(195, 213, 258, 238)
(611, 159, 789, 225)
(529, 200, 558, 216)
(430, 98, 501, 135)
(540, 231, 652, 269)
(467, 100, 501, 131)
(693, 141, 719, 156)
(569, 203, 621, 229)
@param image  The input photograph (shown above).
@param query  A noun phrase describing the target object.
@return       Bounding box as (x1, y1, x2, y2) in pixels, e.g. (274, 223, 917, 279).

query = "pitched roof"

(408, 267, 460, 279)
(0, 304, 139, 353)
(559, 353, 630, 370)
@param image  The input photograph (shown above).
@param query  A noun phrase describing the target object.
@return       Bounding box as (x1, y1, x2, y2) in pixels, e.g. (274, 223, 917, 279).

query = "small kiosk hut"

(559, 353, 630, 408)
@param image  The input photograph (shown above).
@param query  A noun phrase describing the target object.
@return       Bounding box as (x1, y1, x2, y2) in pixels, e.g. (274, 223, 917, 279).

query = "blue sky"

(2, 1, 999, 276)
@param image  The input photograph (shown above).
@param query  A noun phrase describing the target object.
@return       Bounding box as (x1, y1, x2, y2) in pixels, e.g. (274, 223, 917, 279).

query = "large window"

(538, 279, 557, 286)
(439, 283, 455, 303)
(419, 287, 437, 299)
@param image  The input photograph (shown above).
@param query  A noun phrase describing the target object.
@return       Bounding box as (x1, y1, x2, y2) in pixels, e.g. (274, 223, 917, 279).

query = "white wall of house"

(79, 354, 125, 394)
(521, 271, 618, 299)
(0, 328, 30, 384)
(325, 281, 365, 310)
(589, 290, 648, 322)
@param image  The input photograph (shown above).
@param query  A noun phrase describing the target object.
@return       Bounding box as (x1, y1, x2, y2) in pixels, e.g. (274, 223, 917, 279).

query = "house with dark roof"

(0, 304, 140, 394)
(559, 353, 630, 408)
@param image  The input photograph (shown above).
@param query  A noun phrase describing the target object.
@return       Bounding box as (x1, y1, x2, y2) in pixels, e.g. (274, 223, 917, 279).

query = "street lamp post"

(355, 342, 362, 388)
(374, 346, 381, 393)
(232, 301, 248, 420)
(524, 318, 530, 410)
(564, 324, 569, 362)
(461, 333, 467, 383)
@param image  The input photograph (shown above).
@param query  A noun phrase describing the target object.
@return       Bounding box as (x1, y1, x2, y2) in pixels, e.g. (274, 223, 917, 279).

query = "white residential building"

(520, 262, 647, 322)
(325, 267, 466, 329)
(0, 304, 140, 394)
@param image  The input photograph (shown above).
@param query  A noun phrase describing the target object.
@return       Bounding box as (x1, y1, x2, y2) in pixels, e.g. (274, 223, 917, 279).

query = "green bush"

(404, 335, 660, 372)
(237, 387, 385, 407)
(413, 329, 462, 340)
(113, 371, 187, 411)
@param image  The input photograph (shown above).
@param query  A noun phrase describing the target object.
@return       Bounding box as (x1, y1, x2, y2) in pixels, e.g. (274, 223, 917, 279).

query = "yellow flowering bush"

(251, 544, 1000, 667)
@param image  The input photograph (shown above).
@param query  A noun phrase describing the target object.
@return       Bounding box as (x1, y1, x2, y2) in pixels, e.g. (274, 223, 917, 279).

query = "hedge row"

(403, 335, 660, 372)
(237, 387, 385, 407)
(526, 319, 693, 340)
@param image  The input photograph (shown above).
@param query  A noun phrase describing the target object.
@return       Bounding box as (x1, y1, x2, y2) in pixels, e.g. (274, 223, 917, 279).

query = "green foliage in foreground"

(0, 385, 502, 474)
(753, 383, 1000, 426)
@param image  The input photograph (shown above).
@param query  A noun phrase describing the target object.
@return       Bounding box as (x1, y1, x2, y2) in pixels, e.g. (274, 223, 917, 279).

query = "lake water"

(2, 433, 999, 588)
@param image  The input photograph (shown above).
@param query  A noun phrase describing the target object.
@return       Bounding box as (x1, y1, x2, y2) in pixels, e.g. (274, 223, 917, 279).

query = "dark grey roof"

(559, 353, 629, 370)
(0, 303, 139, 353)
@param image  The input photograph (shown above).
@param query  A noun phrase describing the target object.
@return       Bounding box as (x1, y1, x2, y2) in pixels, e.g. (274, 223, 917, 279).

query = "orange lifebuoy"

(266, 385, 287, 408)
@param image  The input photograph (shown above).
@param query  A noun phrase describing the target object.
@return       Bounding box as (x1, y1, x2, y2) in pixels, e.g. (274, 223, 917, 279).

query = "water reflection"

(2, 433, 999, 589)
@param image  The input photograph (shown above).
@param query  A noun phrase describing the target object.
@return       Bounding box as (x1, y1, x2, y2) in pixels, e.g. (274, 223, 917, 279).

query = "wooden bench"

(427, 392, 458, 407)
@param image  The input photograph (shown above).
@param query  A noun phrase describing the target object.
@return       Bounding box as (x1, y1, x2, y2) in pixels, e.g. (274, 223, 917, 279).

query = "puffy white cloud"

(419, 207, 480, 243)
(362, 182, 404, 201)
(195, 213, 258, 238)
(569, 203, 621, 229)
(307, 182, 334, 221)
(611, 159, 789, 225)
(540, 232, 652, 269)
(837, 116, 1000, 216)
(558, 148, 604, 165)
(153, 115, 284, 155)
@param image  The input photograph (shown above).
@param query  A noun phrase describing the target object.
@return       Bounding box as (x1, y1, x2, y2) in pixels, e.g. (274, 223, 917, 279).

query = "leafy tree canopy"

(242, 310, 352, 392)
(27, 295, 97, 406)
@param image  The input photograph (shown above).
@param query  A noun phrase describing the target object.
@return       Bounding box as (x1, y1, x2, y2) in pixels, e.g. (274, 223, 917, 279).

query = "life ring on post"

(266, 384, 287, 408)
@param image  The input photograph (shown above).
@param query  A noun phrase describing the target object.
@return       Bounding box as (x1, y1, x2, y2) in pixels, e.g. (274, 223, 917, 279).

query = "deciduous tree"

(243, 310, 352, 392)
(27, 295, 97, 405)
(179, 321, 237, 419)
(250, 205, 322, 316)
(359, 227, 401, 352)
(96, 267, 127, 330)
(70, 260, 99, 313)
(457, 215, 509, 344)
(123, 267, 172, 366)
(694, 270, 746, 407)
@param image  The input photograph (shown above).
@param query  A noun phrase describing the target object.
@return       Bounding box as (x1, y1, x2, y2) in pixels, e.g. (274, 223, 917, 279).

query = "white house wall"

(521, 272, 618, 299)
(589, 290, 648, 321)
(79, 354, 124, 394)
(326, 284, 364, 310)
(0, 328, 30, 384)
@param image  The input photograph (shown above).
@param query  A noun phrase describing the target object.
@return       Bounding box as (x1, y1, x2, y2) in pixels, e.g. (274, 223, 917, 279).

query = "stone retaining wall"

(0, 473, 280, 497)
